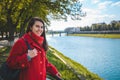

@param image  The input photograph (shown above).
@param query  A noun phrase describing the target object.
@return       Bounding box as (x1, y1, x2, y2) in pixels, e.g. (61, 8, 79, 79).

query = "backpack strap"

(22, 38, 32, 50)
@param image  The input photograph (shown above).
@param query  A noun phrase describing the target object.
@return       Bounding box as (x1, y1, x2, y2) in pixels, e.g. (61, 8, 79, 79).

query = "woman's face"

(31, 21, 44, 36)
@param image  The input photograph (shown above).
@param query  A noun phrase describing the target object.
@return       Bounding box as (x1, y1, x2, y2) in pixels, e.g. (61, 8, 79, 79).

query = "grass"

(0, 46, 11, 64)
(68, 34, 120, 39)
(47, 49, 80, 80)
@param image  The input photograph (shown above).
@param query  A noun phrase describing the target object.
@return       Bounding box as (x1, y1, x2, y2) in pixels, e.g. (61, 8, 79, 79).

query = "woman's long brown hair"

(26, 17, 48, 51)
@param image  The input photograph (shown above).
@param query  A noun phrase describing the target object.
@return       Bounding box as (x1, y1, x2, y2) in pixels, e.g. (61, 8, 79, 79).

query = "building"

(64, 27, 80, 33)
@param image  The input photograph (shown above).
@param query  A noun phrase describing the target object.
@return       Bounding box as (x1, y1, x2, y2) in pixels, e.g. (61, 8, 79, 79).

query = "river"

(47, 35, 120, 80)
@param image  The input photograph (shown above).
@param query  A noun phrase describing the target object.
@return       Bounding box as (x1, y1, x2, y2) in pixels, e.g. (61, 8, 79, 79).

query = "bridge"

(47, 31, 68, 37)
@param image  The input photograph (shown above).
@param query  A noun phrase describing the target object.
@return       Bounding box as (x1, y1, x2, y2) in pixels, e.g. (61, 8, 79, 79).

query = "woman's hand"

(27, 48, 37, 58)
(55, 73, 62, 80)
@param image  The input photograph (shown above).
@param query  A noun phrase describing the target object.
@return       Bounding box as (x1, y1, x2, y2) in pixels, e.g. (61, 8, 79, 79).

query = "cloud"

(71, 7, 116, 27)
(83, 8, 101, 15)
(98, 1, 120, 9)
(111, 1, 120, 7)
(79, 0, 84, 2)
(98, 1, 112, 10)
(64, 8, 102, 27)
(91, 0, 100, 4)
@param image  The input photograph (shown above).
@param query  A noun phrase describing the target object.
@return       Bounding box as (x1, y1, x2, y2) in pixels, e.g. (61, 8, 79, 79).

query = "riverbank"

(0, 46, 103, 80)
(48, 46, 103, 80)
(68, 34, 120, 39)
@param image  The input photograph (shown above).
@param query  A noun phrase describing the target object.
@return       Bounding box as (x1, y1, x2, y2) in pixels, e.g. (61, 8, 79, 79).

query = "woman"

(7, 17, 61, 80)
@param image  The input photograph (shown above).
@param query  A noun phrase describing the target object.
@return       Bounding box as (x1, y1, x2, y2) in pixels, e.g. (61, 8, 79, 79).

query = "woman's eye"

(41, 26, 43, 28)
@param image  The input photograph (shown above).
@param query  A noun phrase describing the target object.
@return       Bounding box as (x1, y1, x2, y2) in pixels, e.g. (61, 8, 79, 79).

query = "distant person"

(6, 17, 61, 80)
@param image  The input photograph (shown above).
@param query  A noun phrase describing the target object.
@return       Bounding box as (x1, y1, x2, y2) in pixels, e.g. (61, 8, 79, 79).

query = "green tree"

(0, 0, 85, 41)
(110, 20, 117, 30)
(114, 21, 120, 30)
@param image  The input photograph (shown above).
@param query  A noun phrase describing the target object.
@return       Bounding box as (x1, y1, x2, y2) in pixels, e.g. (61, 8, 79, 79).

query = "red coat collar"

(23, 32, 44, 44)
(22, 32, 44, 50)
(28, 32, 44, 45)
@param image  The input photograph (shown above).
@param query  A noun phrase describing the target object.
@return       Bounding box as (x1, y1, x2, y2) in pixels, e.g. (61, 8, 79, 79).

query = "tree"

(110, 20, 117, 30)
(0, 0, 85, 41)
(70, 0, 86, 20)
(114, 21, 120, 30)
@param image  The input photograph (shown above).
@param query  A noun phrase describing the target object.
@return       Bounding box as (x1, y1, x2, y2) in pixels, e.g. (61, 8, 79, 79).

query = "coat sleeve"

(46, 58, 58, 76)
(7, 39, 30, 69)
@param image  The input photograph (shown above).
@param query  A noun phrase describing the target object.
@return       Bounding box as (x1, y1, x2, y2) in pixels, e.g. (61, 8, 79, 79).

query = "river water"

(47, 35, 120, 80)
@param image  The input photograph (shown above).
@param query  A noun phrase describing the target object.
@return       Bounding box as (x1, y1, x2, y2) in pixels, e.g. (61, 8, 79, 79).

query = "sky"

(48, 0, 120, 31)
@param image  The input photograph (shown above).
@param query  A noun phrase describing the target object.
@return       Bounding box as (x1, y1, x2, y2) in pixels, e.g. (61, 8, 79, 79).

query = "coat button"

(40, 61, 42, 64)
(40, 72, 42, 75)
(21, 64, 25, 68)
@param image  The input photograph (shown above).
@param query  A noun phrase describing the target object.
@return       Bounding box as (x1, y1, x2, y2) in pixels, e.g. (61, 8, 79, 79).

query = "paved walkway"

(0, 38, 19, 48)
(0, 40, 9, 48)
(0, 40, 9, 49)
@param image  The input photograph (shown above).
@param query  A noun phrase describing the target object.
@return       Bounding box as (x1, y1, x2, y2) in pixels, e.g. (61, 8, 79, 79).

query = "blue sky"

(49, 0, 120, 31)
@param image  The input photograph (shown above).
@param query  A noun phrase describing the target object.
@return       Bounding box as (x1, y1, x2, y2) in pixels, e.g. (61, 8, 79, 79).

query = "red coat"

(7, 33, 58, 80)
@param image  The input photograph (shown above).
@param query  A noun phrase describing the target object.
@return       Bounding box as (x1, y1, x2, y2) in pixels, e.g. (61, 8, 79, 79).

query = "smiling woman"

(6, 17, 62, 80)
